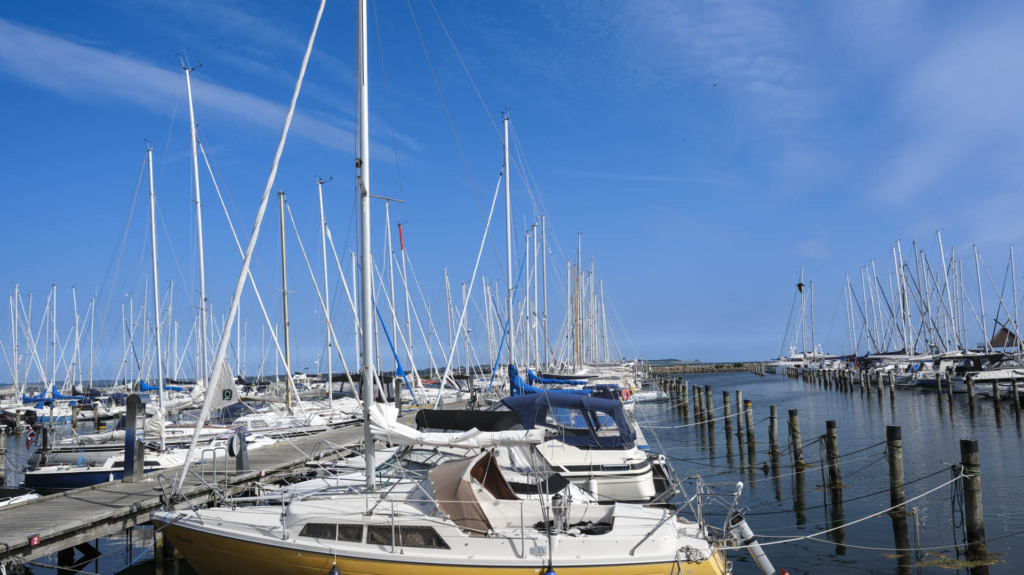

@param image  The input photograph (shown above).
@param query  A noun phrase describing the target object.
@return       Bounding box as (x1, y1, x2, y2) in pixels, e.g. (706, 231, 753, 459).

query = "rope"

(723, 471, 968, 550)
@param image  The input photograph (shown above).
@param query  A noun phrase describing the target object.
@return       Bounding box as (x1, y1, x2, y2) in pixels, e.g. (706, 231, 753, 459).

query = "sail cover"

(429, 450, 519, 533)
(368, 403, 547, 448)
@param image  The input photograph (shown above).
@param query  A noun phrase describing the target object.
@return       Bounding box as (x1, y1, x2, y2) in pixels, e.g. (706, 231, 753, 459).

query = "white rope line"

(722, 471, 967, 550)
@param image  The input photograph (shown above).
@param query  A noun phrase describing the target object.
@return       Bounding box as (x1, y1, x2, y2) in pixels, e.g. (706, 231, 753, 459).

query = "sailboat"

(151, 3, 775, 575)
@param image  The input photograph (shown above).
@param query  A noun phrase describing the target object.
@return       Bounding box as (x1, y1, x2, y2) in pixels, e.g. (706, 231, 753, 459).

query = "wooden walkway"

(0, 423, 368, 564)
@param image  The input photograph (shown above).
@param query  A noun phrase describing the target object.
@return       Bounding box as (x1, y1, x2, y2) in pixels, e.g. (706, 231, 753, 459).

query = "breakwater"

(651, 362, 766, 374)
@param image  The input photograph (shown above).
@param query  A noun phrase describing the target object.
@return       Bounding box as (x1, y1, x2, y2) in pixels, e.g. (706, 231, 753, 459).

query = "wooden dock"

(0, 423, 367, 565)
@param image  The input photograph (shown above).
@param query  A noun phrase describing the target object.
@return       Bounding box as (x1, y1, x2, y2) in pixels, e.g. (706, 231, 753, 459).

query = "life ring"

(621, 389, 631, 401)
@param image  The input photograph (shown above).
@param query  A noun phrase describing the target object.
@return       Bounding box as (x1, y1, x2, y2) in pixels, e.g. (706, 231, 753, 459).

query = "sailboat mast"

(503, 113, 514, 367)
(147, 146, 166, 447)
(319, 178, 333, 409)
(541, 216, 548, 370)
(182, 62, 210, 388)
(357, 0, 376, 488)
(279, 191, 293, 414)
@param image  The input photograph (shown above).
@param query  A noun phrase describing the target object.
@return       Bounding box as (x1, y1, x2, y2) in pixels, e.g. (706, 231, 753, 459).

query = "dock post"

(768, 405, 779, 458)
(959, 439, 988, 569)
(788, 409, 804, 467)
(889, 372, 896, 399)
(723, 391, 732, 434)
(825, 420, 842, 489)
(735, 390, 744, 440)
(680, 380, 689, 415)
(744, 399, 756, 447)
(123, 394, 146, 483)
(887, 426, 912, 574)
(992, 381, 1001, 408)
(704, 387, 715, 428)
(72, 403, 79, 431)
(1012, 380, 1021, 414)
(694, 386, 704, 423)
(967, 375, 976, 407)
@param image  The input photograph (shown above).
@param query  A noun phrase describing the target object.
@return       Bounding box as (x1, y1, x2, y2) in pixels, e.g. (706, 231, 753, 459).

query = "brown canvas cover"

(429, 450, 519, 533)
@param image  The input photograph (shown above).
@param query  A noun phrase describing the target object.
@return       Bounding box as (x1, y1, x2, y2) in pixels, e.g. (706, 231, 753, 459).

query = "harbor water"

(5, 370, 1023, 574)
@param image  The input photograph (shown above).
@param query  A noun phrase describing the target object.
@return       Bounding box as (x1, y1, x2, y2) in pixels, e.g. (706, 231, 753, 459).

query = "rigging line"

(723, 472, 968, 550)
(433, 171, 504, 407)
(371, 0, 406, 212)
(285, 205, 357, 389)
(96, 154, 147, 363)
(426, 0, 500, 140)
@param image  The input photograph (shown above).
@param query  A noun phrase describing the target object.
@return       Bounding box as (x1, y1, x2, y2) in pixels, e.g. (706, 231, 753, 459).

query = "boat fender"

(542, 568, 556, 575)
(327, 565, 341, 575)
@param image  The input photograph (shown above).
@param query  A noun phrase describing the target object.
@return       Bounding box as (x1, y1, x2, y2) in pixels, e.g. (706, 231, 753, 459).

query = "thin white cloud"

(793, 239, 830, 261)
(870, 7, 1024, 204)
(624, 0, 819, 120)
(0, 18, 353, 151)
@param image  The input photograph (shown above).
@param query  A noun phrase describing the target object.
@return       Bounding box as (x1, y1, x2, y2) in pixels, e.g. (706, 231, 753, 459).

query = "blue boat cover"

(500, 388, 636, 449)
(509, 365, 592, 397)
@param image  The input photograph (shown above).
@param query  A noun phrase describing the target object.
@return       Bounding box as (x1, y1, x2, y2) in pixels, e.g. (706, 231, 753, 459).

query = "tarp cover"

(369, 403, 546, 448)
(429, 450, 519, 533)
(415, 409, 522, 432)
(499, 392, 636, 449)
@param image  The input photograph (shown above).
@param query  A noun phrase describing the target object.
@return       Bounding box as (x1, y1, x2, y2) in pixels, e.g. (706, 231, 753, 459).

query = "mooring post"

(680, 380, 689, 414)
(769, 404, 779, 458)
(886, 426, 906, 508)
(889, 371, 896, 399)
(694, 385, 705, 422)
(887, 426, 912, 574)
(123, 394, 146, 482)
(723, 391, 732, 433)
(992, 381, 1001, 408)
(744, 399, 756, 447)
(825, 420, 842, 489)
(959, 439, 988, 568)
(704, 387, 715, 428)
(735, 390, 744, 439)
(967, 375, 976, 407)
(789, 409, 804, 467)
(1012, 380, 1021, 414)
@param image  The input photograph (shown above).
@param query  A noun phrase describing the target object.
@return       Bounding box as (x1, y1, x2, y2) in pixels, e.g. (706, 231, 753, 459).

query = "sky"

(2, 0, 1024, 383)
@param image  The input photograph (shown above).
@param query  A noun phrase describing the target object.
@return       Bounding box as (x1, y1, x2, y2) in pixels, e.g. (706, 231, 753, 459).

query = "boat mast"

(357, 0, 377, 488)
(503, 112, 514, 368)
(319, 177, 333, 409)
(533, 223, 539, 368)
(541, 215, 548, 370)
(279, 191, 293, 414)
(182, 60, 210, 390)
(147, 145, 166, 448)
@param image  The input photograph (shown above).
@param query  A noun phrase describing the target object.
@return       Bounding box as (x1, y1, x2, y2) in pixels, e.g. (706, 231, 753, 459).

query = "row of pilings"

(650, 373, 993, 574)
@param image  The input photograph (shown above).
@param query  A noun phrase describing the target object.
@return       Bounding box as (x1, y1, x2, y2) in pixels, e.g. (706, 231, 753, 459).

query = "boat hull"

(155, 519, 726, 575)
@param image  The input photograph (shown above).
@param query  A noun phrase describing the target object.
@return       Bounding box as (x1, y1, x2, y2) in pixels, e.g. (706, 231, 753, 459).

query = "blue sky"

(2, 1, 1024, 381)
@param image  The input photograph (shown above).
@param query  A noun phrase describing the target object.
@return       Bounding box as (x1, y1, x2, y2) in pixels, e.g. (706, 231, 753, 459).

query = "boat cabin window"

(538, 407, 620, 441)
(367, 525, 450, 549)
(299, 523, 364, 542)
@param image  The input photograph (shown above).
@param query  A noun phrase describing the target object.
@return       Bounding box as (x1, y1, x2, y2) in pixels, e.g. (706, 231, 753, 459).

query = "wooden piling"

(886, 426, 906, 510)
(789, 409, 804, 467)
(768, 404, 779, 457)
(735, 390, 744, 438)
(744, 399, 755, 447)
(959, 439, 988, 565)
(1012, 380, 1021, 414)
(887, 426, 912, 575)
(704, 387, 715, 427)
(967, 375, 976, 407)
(723, 391, 732, 433)
(992, 381, 1001, 407)
(825, 420, 842, 489)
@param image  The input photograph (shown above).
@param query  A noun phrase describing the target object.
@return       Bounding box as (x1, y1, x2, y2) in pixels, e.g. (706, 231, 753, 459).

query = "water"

(6, 371, 1023, 574)
(634, 371, 1024, 574)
